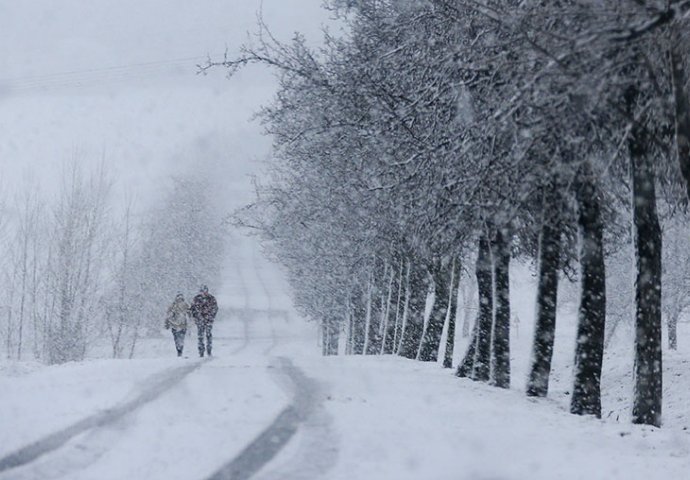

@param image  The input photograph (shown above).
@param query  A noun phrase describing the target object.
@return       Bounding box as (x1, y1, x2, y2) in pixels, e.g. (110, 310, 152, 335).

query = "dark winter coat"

(190, 292, 218, 325)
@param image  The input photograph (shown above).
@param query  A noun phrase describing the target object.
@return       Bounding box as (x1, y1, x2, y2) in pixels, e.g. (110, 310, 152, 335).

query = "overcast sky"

(0, 0, 332, 210)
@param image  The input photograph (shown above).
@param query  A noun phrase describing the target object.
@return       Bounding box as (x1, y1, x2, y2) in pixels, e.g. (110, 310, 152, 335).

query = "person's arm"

(164, 306, 172, 329)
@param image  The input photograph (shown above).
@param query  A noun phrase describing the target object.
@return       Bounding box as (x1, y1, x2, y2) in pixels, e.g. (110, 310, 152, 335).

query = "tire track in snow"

(207, 357, 334, 480)
(0, 359, 206, 475)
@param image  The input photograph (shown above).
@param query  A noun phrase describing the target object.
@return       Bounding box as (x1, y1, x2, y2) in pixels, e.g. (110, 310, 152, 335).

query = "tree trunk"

(465, 233, 493, 381)
(398, 260, 427, 359)
(321, 321, 329, 356)
(345, 295, 354, 355)
(363, 274, 373, 354)
(443, 259, 458, 369)
(5, 260, 18, 359)
(461, 279, 474, 338)
(128, 315, 141, 359)
(31, 232, 40, 360)
(419, 259, 453, 362)
(351, 286, 367, 355)
(527, 186, 562, 397)
(456, 319, 478, 377)
(365, 285, 382, 355)
(628, 85, 663, 427)
(668, 313, 678, 351)
(364, 265, 384, 355)
(391, 257, 405, 354)
(330, 323, 340, 355)
(380, 266, 396, 354)
(17, 231, 28, 360)
(671, 34, 690, 203)
(326, 320, 340, 355)
(491, 228, 511, 388)
(570, 163, 606, 418)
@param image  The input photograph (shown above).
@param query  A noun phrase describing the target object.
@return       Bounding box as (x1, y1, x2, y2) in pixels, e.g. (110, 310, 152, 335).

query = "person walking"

(165, 293, 190, 357)
(191, 285, 218, 357)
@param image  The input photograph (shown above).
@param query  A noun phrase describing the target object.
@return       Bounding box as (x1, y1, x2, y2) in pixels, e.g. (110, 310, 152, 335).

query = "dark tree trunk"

(491, 228, 511, 388)
(443, 260, 459, 369)
(570, 164, 606, 418)
(457, 237, 491, 378)
(321, 321, 328, 356)
(527, 186, 562, 397)
(365, 298, 382, 354)
(364, 274, 381, 355)
(327, 320, 340, 355)
(419, 260, 453, 362)
(391, 258, 405, 354)
(671, 34, 690, 203)
(322, 321, 340, 355)
(351, 287, 367, 355)
(461, 280, 474, 337)
(668, 313, 678, 351)
(628, 85, 663, 427)
(471, 233, 493, 382)
(456, 319, 478, 377)
(381, 266, 397, 355)
(398, 260, 427, 359)
(345, 307, 354, 355)
(382, 319, 397, 354)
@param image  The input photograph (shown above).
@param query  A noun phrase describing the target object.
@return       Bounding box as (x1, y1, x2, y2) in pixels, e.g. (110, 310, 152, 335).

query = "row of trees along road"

(216, 0, 690, 428)
(0, 163, 225, 363)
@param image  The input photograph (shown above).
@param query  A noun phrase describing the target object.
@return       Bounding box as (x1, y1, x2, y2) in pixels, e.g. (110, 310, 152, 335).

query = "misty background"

(0, 0, 335, 362)
(0, 0, 333, 203)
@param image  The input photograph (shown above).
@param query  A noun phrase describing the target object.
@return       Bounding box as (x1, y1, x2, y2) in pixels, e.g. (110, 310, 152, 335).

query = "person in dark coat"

(190, 285, 218, 357)
(165, 293, 190, 357)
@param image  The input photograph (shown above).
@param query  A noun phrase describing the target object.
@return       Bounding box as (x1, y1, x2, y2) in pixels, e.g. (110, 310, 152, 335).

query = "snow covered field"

(3, 260, 690, 479)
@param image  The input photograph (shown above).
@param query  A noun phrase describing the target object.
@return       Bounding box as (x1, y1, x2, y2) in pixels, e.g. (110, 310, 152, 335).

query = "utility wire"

(0, 55, 223, 95)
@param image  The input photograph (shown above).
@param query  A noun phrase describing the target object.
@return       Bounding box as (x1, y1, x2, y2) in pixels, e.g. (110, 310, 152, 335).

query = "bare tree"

(45, 162, 112, 364)
(105, 196, 137, 358)
(13, 189, 43, 360)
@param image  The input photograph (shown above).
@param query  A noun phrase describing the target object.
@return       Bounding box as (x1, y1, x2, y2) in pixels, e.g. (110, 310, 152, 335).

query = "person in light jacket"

(165, 293, 190, 357)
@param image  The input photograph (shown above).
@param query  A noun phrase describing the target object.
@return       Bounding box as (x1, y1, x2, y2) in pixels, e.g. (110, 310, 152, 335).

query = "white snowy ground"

(2, 259, 690, 480)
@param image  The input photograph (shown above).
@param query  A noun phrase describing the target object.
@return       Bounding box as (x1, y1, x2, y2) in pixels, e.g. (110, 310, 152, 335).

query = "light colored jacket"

(165, 297, 190, 331)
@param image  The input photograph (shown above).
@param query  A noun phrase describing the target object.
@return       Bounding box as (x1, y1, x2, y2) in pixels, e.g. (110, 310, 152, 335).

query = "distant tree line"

(217, 0, 690, 427)
(0, 162, 225, 363)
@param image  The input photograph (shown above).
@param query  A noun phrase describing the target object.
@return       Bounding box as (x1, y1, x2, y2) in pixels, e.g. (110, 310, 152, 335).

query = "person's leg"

(197, 323, 205, 357)
(176, 329, 186, 356)
(172, 330, 180, 356)
(206, 323, 213, 356)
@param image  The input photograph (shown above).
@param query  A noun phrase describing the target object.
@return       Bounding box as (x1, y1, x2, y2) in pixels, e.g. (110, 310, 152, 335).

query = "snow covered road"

(208, 357, 325, 480)
(0, 360, 204, 473)
(4, 295, 690, 479)
(0, 313, 323, 480)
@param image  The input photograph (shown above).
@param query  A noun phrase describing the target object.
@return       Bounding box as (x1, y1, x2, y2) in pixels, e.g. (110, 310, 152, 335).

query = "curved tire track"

(0, 360, 206, 475)
(207, 357, 333, 480)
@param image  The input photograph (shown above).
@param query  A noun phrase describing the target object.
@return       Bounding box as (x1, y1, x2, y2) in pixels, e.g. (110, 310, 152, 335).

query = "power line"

(0, 55, 223, 94)
(1, 56, 204, 82)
